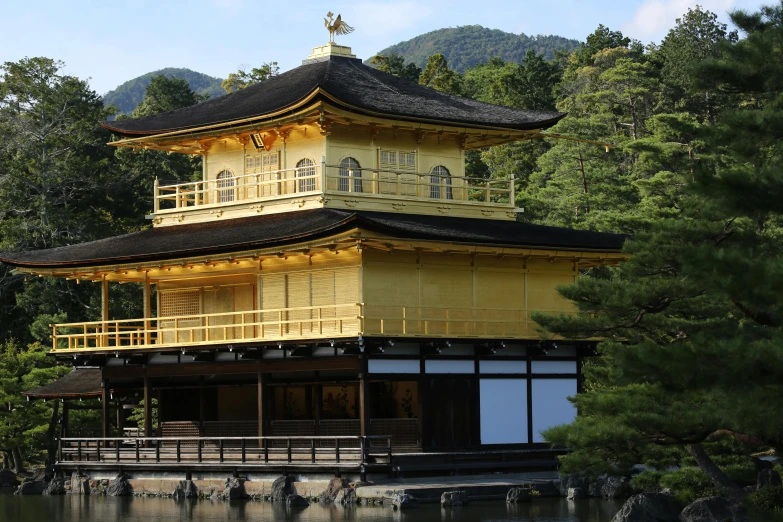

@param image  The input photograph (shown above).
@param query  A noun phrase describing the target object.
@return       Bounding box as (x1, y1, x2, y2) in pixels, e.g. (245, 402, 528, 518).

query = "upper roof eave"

(101, 57, 568, 141)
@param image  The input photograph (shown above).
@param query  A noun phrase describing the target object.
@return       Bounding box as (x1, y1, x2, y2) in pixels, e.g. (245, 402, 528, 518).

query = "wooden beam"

(103, 356, 362, 380)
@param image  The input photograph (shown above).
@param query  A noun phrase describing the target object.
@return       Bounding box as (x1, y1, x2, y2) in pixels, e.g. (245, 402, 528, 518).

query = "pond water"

(0, 490, 621, 522)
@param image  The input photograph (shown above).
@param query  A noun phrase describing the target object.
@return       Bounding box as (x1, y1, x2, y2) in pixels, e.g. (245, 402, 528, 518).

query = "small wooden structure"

(6, 35, 624, 477)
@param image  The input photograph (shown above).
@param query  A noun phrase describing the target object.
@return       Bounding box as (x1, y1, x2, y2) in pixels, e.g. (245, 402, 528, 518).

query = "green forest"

(103, 67, 224, 116)
(373, 25, 580, 72)
(3, 2, 783, 515)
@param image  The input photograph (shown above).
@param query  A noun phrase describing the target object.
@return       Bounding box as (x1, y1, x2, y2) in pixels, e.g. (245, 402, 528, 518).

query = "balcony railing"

(153, 164, 514, 214)
(57, 435, 393, 467)
(50, 304, 570, 353)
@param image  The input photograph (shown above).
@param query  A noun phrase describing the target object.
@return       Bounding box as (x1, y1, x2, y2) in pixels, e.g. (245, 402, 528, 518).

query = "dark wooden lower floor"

(56, 434, 563, 479)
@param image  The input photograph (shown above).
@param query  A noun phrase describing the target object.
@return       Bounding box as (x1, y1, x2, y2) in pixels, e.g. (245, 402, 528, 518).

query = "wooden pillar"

(312, 382, 322, 435)
(257, 371, 266, 438)
(157, 390, 163, 428)
(101, 275, 109, 347)
(199, 377, 205, 430)
(101, 275, 109, 321)
(102, 380, 110, 439)
(61, 400, 69, 438)
(143, 376, 152, 447)
(359, 358, 369, 437)
(142, 271, 151, 345)
(116, 397, 124, 437)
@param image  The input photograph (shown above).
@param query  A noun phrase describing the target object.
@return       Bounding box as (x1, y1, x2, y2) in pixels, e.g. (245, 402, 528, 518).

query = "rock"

(506, 487, 532, 503)
(679, 496, 749, 522)
(69, 473, 89, 495)
(567, 487, 583, 500)
(271, 475, 295, 501)
(611, 493, 681, 522)
(602, 476, 632, 498)
(752, 457, 775, 471)
(285, 494, 309, 507)
(588, 476, 606, 497)
(392, 493, 418, 510)
(757, 469, 782, 490)
(106, 473, 133, 497)
(42, 477, 66, 495)
(220, 477, 247, 500)
(14, 478, 47, 495)
(559, 473, 589, 497)
(440, 490, 468, 506)
(173, 480, 198, 500)
(334, 487, 356, 505)
(533, 480, 560, 497)
(318, 477, 346, 503)
(0, 470, 19, 488)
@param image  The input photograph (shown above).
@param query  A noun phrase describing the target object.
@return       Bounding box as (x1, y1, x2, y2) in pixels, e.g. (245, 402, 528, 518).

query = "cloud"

(348, 1, 436, 36)
(622, 0, 735, 42)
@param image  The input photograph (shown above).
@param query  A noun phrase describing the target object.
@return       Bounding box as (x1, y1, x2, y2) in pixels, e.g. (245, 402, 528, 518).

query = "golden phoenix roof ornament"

(324, 12, 354, 43)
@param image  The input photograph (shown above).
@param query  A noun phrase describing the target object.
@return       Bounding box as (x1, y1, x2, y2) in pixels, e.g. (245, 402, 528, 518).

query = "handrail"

(152, 163, 514, 214)
(57, 435, 393, 467)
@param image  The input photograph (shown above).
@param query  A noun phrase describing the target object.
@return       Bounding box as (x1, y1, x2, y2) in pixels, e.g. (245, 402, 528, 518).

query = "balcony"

(151, 165, 516, 225)
(49, 304, 556, 353)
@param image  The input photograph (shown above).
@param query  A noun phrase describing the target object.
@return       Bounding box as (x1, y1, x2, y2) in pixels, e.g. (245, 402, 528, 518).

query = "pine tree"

(538, 3, 783, 498)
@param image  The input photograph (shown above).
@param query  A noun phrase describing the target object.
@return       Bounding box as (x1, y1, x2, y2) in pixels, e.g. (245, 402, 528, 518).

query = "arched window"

(338, 157, 362, 193)
(216, 170, 235, 203)
(430, 165, 452, 200)
(296, 158, 316, 192)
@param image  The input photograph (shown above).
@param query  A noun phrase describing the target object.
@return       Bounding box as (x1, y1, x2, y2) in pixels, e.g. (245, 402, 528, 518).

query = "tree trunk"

(1, 451, 10, 470)
(45, 400, 60, 468)
(11, 447, 25, 474)
(688, 443, 744, 498)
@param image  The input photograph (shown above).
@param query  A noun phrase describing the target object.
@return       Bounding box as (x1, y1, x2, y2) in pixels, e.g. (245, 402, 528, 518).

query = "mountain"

(373, 25, 581, 72)
(104, 68, 224, 116)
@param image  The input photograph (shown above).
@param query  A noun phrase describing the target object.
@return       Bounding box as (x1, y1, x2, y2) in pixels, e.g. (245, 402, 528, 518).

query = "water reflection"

(0, 490, 620, 522)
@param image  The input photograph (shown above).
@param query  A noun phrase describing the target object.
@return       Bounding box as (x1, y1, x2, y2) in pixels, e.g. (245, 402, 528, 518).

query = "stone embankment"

(3, 467, 778, 520)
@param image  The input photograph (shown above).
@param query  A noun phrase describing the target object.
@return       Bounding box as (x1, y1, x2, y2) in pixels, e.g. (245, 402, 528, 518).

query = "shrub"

(658, 467, 719, 504)
(631, 470, 664, 493)
(748, 485, 783, 512)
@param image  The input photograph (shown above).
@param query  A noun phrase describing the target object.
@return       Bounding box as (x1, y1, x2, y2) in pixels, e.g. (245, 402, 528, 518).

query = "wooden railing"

(58, 435, 392, 467)
(361, 305, 574, 338)
(153, 164, 514, 214)
(322, 165, 514, 205)
(50, 304, 572, 353)
(51, 304, 362, 352)
(154, 165, 322, 213)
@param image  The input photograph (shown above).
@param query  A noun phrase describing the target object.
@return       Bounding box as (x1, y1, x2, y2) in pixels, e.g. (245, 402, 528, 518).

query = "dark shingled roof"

(0, 210, 625, 269)
(102, 56, 566, 136)
(23, 368, 102, 399)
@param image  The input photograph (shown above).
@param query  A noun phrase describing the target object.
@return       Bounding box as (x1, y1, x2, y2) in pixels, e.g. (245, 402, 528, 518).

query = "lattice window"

(379, 149, 416, 171)
(296, 158, 317, 192)
(246, 152, 280, 173)
(216, 170, 236, 202)
(338, 157, 362, 193)
(160, 289, 200, 317)
(430, 165, 452, 200)
(379, 149, 417, 196)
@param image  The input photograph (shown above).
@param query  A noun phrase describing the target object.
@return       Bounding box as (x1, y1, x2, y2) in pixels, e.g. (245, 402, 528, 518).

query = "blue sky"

(0, 0, 766, 95)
